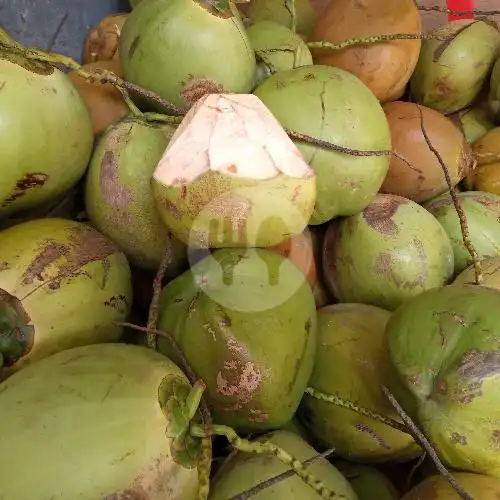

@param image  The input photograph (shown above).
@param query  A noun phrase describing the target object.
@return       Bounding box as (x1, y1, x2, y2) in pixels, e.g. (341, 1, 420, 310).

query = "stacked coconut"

(1, 0, 500, 498)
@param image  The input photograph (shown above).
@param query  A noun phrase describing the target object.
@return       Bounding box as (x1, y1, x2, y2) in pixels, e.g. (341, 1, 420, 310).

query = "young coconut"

(470, 127, 500, 195)
(0, 343, 201, 498)
(85, 118, 187, 272)
(240, 0, 317, 37)
(299, 303, 419, 463)
(254, 65, 391, 225)
(156, 248, 317, 432)
(450, 107, 496, 144)
(401, 473, 500, 499)
(82, 13, 128, 64)
(386, 285, 500, 477)
(454, 256, 500, 291)
(323, 194, 454, 311)
(410, 20, 500, 115)
(309, 0, 421, 103)
(488, 57, 500, 122)
(334, 462, 400, 500)
(0, 218, 132, 374)
(209, 430, 357, 500)
(119, 0, 256, 109)
(0, 53, 93, 218)
(246, 21, 313, 87)
(424, 191, 500, 275)
(151, 93, 316, 249)
(68, 60, 130, 137)
(381, 101, 472, 203)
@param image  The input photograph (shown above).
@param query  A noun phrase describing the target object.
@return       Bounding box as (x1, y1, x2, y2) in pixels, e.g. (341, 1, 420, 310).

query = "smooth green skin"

(488, 57, 500, 122)
(410, 20, 500, 115)
(323, 194, 455, 311)
(387, 284, 500, 477)
(456, 107, 496, 143)
(119, 0, 256, 109)
(299, 303, 419, 463)
(152, 170, 316, 249)
(156, 248, 317, 432)
(247, 21, 313, 86)
(245, 0, 317, 36)
(0, 54, 93, 218)
(253, 65, 391, 225)
(0, 218, 132, 370)
(424, 191, 500, 275)
(0, 343, 199, 499)
(209, 430, 358, 499)
(334, 462, 399, 500)
(85, 118, 187, 272)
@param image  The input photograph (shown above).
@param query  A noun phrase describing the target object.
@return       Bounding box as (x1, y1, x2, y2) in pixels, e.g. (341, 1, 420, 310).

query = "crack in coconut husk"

(21, 225, 119, 292)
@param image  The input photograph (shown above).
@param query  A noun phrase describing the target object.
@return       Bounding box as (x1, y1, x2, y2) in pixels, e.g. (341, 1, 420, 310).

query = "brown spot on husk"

(450, 432, 468, 445)
(0, 262, 10, 271)
(363, 195, 404, 236)
(456, 349, 500, 403)
(104, 295, 128, 310)
(433, 78, 453, 101)
(181, 78, 224, 107)
(22, 225, 119, 290)
(128, 35, 141, 60)
(2, 173, 48, 207)
(492, 430, 500, 449)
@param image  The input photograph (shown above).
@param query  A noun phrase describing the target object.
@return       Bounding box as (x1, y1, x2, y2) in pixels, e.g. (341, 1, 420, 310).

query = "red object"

(446, 0, 475, 20)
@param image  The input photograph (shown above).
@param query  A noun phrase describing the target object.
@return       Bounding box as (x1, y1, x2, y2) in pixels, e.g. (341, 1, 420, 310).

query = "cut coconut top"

(153, 93, 314, 186)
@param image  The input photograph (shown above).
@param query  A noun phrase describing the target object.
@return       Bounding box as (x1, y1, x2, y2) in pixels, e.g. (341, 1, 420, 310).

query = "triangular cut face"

(153, 93, 314, 187)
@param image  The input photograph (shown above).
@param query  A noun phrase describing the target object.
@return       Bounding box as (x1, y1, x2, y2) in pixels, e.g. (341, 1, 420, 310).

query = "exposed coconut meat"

(153, 93, 314, 187)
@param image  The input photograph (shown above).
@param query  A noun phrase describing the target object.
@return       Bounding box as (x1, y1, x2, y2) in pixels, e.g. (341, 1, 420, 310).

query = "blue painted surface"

(1, 0, 131, 62)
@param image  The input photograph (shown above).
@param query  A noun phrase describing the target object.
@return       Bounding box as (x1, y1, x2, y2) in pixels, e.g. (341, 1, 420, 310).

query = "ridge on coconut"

(151, 93, 316, 249)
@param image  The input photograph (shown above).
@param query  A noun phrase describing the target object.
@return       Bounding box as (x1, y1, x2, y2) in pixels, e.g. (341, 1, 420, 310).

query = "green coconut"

(0, 218, 132, 374)
(0, 343, 200, 498)
(299, 303, 419, 462)
(119, 0, 256, 109)
(488, 57, 500, 122)
(322, 193, 454, 311)
(85, 117, 187, 272)
(424, 191, 500, 275)
(151, 93, 316, 249)
(450, 106, 496, 143)
(0, 52, 93, 218)
(410, 19, 500, 115)
(335, 462, 400, 500)
(387, 284, 500, 477)
(402, 473, 500, 499)
(209, 430, 358, 500)
(246, 21, 313, 87)
(454, 256, 500, 291)
(242, 0, 317, 37)
(156, 247, 317, 432)
(253, 65, 391, 225)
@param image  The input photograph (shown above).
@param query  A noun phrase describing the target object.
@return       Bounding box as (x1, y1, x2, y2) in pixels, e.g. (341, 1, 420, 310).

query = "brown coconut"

(380, 101, 472, 203)
(83, 13, 128, 64)
(310, 0, 421, 103)
(68, 60, 129, 137)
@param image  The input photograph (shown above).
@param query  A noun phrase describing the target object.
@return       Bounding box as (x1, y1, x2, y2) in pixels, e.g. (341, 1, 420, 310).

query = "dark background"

(2, 0, 131, 62)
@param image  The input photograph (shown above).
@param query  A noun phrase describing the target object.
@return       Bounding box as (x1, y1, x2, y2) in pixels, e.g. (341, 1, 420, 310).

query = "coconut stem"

(307, 33, 437, 51)
(417, 105, 483, 285)
(382, 386, 473, 500)
(305, 387, 408, 434)
(146, 235, 172, 350)
(0, 28, 186, 117)
(418, 5, 500, 16)
(190, 424, 339, 499)
(228, 448, 336, 500)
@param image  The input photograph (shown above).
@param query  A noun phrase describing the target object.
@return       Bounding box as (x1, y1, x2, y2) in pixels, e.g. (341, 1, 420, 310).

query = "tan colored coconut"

(83, 13, 128, 64)
(310, 0, 421, 103)
(68, 60, 129, 137)
(380, 101, 472, 203)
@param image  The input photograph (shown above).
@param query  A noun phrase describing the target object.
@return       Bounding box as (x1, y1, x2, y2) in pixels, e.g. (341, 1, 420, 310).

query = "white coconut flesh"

(152, 93, 314, 186)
